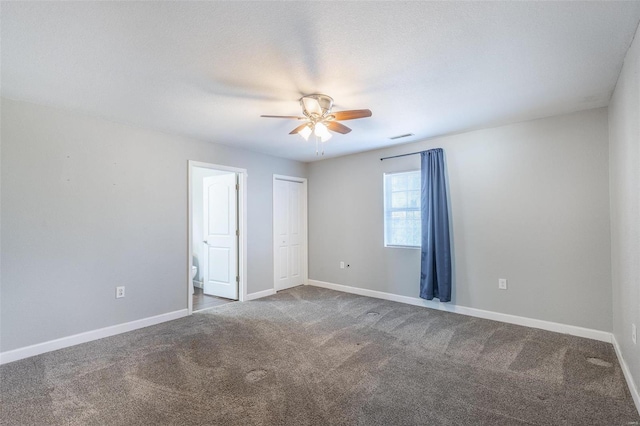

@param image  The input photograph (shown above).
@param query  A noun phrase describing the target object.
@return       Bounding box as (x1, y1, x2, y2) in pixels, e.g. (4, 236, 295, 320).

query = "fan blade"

(261, 115, 305, 119)
(289, 123, 310, 135)
(332, 109, 372, 121)
(326, 121, 352, 134)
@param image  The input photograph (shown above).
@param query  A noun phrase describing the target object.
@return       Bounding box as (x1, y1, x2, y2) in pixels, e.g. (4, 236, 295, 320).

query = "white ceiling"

(3, 2, 640, 162)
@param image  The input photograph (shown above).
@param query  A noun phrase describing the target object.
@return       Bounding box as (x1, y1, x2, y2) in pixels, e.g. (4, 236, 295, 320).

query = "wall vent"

(389, 133, 414, 140)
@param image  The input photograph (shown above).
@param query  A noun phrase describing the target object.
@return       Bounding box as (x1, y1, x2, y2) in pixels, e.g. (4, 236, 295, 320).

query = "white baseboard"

(245, 288, 276, 301)
(0, 309, 189, 365)
(612, 335, 640, 415)
(193, 280, 203, 289)
(307, 280, 612, 343)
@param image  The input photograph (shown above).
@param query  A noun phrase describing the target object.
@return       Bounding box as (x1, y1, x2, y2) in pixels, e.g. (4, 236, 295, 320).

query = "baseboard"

(307, 280, 612, 343)
(245, 288, 276, 301)
(612, 335, 640, 415)
(193, 280, 203, 289)
(0, 309, 189, 365)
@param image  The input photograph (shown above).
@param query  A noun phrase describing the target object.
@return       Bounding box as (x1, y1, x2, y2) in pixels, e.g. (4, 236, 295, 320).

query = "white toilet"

(190, 265, 197, 295)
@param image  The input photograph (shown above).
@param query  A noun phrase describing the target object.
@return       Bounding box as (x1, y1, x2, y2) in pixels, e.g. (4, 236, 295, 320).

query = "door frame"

(272, 174, 308, 292)
(188, 161, 248, 314)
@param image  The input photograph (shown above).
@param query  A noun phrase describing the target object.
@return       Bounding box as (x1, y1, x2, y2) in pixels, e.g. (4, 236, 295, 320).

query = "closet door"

(274, 179, 305, 291)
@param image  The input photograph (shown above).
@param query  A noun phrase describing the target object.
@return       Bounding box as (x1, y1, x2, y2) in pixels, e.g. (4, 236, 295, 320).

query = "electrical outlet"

(498, 279, 507, 290)
(633, 323, 637, 345)
(340, 261, 345, 269)
(116, 286, 125, 299)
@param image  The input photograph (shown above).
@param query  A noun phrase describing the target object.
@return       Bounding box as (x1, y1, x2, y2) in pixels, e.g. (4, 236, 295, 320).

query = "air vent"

(389, 133, 414, 140)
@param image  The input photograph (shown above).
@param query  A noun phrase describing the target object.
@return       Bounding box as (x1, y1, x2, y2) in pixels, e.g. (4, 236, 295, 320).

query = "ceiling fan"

(261, 94, 372, 155)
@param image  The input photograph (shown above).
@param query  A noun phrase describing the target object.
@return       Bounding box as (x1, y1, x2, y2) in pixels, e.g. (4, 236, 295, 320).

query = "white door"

(274, 179, 305, 291)
(203, 173, 238, 300)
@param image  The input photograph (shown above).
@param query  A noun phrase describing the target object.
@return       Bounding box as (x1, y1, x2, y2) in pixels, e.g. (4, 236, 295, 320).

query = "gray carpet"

(1, 286, 638, 425)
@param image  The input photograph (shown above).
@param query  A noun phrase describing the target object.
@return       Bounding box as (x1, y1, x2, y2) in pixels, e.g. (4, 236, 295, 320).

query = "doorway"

(188, 161, 247, 314)
(273, 175, 308, 291)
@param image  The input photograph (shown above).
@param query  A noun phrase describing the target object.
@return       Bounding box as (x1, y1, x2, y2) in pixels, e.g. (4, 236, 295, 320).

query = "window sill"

(384, 245, 421, 250)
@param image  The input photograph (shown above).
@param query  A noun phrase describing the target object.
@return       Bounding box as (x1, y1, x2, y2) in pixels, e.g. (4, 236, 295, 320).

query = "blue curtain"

(420, 149, 452, 302)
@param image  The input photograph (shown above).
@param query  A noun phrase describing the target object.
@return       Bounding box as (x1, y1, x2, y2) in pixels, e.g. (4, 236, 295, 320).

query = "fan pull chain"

(313, 135, 325, 156)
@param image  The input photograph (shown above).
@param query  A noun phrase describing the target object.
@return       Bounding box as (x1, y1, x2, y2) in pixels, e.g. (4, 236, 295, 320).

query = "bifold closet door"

(274, 179, 304, 291)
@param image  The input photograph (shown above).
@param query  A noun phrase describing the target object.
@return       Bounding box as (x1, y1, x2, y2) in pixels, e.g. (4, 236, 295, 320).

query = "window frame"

(383, 170, 421, 249)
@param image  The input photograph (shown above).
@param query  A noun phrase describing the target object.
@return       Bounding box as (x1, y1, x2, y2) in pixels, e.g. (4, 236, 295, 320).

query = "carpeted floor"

(1, 285, 638, 425)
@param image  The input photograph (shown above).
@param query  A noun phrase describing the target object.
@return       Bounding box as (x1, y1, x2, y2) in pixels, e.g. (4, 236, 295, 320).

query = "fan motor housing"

(300, 94, 334, 118)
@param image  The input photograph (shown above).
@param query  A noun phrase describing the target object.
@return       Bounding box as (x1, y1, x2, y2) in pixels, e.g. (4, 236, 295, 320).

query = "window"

(384, 170, 421, 248)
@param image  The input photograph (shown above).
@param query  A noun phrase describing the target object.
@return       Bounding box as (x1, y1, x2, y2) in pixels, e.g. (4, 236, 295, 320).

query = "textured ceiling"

(3, 2, 640, 162)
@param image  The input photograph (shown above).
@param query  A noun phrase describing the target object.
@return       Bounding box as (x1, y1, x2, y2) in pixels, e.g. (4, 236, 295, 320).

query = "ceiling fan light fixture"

(314, 121, 327, 135)
(262, 94, 370, 153)
(314, 122, 331, 140)
(298, 124, 312, 140)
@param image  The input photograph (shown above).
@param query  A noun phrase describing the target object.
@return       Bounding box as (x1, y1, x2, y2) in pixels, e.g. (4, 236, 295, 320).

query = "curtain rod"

(380, 151, 422, 161)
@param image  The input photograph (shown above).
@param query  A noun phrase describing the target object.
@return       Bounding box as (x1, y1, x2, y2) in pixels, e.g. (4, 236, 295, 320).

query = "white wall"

(0, 98, 307, 352)
(308, 108, 611, 332)
(609, 23, 640, 400)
